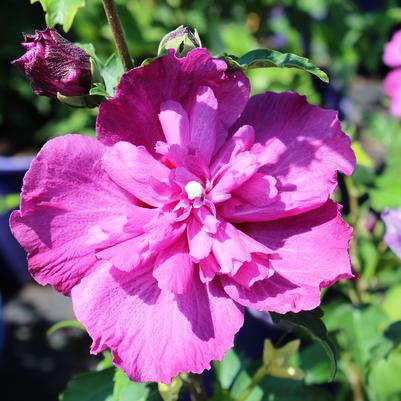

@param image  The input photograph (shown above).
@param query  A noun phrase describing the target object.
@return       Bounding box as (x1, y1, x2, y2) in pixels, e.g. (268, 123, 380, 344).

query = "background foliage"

(1, 1, 401, 401)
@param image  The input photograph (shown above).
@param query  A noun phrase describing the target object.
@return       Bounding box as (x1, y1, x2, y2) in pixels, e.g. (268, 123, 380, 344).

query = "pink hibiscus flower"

(383, 30, 401, 117)
(10, 49, 355, 383)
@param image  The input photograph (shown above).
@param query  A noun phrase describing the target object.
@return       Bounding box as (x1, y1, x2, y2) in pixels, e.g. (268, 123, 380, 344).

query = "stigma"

(184, 181, 204, 200)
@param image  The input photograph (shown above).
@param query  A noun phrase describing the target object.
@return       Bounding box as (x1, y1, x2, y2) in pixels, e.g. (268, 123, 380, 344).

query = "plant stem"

(188, 374, 208, 401)
(237, 365, 267, 401)
(101, 0, 134, 71)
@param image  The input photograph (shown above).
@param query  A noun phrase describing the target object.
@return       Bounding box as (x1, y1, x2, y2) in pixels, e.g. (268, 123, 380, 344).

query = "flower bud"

(158, 25, 202, 57)
(12, 28, 92, 98)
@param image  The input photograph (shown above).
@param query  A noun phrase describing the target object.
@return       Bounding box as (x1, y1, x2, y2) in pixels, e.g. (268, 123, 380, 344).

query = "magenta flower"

(12, 28, 91, 98)
(382, 208, 401, 259)
(383, 30, 401, 117)
(10, 49, 355, 383)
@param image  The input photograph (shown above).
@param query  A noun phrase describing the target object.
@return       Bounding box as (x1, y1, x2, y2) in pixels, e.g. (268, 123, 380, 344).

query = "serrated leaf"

(271, 308, 337, 380)
(59, 368, 114, 401)
(227, 48, 328, 83)
(31, 0, 85, 32)
(47, 320, 85, 335)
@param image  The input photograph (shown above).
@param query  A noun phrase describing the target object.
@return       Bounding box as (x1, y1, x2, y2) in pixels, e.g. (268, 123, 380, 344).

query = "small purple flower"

(382, 208, 401, 259)
(12, 28, 91, 98)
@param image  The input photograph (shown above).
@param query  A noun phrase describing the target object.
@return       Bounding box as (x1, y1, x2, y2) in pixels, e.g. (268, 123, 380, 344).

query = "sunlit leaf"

(31, 0, 85, 32)
(223, 49, 328, 83)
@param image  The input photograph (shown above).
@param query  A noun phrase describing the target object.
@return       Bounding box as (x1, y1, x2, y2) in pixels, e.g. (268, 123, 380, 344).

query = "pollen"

(184, 180, 204, 200)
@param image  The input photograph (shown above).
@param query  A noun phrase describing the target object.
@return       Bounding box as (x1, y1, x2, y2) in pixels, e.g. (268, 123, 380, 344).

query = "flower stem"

(101, 0, 134, 71)
(188, 374, 208, 401)
(236, 365, 267, 401)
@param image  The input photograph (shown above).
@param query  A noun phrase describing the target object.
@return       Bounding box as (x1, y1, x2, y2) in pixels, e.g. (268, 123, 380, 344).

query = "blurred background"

(1, 1, 401, 400)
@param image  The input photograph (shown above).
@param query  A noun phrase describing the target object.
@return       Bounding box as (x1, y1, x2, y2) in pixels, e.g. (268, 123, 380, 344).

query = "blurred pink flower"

(382, 208, 401, 259)
(10, 49, 355, 383)
(383, 30, 401, 117)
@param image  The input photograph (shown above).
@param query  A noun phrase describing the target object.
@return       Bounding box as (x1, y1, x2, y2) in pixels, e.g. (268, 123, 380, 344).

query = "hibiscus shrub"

(6, 1, 401, 401)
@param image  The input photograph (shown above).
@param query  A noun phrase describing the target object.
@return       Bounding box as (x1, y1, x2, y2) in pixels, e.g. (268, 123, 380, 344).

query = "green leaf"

(113, 369, 160, 401)
(59, 368, 114, 401)
(226, 48, 328, 83)
(383, 286, 401, 322)
(352, 141, 374, 168)
(297, 343, 334, 384)
(368, 353, 401, 401)
(370, 322, 401, 361)
(89, 83, 110, 99)
(47, 320, 85, 336)
(271, 308, 337, 380)
(31, 0, 85, 32)
(263, 339, 304, 380)
(101, 54, 125, 97)
(324, 304, 389, 376)
(158, 376, 183, 401)
(0, 193, 20, 213)
(213, 348, 242, 389)
(97, 351, 114, 371)
(258, 377, 335, 401)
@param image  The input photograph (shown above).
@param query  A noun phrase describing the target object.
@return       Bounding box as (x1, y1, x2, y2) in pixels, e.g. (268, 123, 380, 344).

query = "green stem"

(101, 0, 134, 71)
(188, 374, 208, 401)
(237, 365, 268, 401)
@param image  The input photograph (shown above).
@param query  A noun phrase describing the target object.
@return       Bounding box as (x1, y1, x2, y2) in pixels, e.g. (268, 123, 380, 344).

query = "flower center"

(184, 180, 204, 200)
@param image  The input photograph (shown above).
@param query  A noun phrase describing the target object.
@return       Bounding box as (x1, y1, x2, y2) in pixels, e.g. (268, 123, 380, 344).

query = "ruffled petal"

(72, 265, 244, 383)
(153, 235, 194, 294)
(9, 135, 145, 295)
(158, 100, 190, 146)
(221, 273, 321, 313)
(243, 200, 353, 289)
(97, 49, 250, 154)
(187, 216, 213, 261)
(102, 141, 174, 207)
(224, 92, 355, 222)
(189, 86, 218, 165)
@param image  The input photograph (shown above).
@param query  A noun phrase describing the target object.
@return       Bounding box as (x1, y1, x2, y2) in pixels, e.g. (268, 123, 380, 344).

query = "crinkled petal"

(231, 254, 274, 289)
(212, 222, 251, 274)
(102, 141, 174, 207)
(9, 135, 144, 295)
(221, 273, 321, 313)
(225, 92, 355, 222)
(72, 265, 244, 383)
(97, 49, 250, 154)
(189, 86, 218, 165)
(199, 253, 220, 283)
(243, 200, 353, 289)
(159, 100, 190, 146)
(187, 216, 213, 261)
(153, 235, 194, 294)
